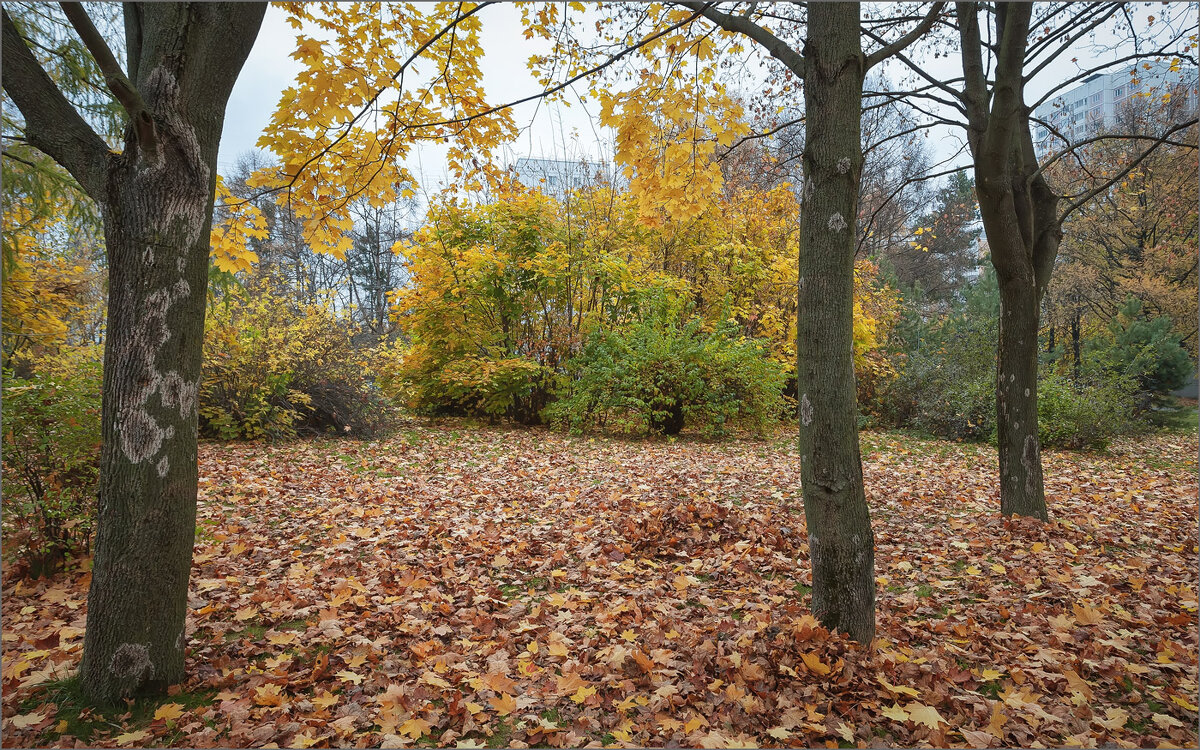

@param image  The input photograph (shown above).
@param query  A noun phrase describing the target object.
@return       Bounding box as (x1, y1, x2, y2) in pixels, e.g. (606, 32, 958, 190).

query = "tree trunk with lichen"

(3, 3, 266, 702)
(796, 2, 875, 643)
(958, 2, 1057, 522)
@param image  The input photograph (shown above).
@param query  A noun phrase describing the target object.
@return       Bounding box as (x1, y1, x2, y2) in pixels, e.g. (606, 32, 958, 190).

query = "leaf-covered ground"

(3, 423, 1198, 748)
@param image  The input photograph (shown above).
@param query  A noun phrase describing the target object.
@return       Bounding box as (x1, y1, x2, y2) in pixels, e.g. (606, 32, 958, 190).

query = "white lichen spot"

(109, 643, 154, 681)
(1013, 422, 1019, 431)
(837, 157, 851, 174)
(827, 213, 847, 233)
(798, 276, 805, 291)
(803, 178, 815, 200)
(800, 393, 813, 426)
(176, 257, 186, 273)
(1009, 374, 1016, 383)
(175, 630, 186, 651)
(156, 456, 170, 478)
(142, 246, 155, 266)
(1024, 388, 1030, 397)
(115, 278, 191, 464)
(160, 371, 198, 417)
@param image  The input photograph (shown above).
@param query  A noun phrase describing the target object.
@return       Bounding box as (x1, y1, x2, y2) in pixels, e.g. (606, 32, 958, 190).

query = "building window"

(1114, 86, 1124, 98)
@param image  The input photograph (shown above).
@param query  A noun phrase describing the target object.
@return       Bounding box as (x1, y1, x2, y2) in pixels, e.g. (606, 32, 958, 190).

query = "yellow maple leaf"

(1170, 694, 1199, 711)
(570, 685, 598, 704)
(801, 652, 831, 676)
(336, 670, 363, 685)
(906, 702, 946, 729)
(153, 703, 185, 721)
(115, 729, 151, 746)
(881, 703, 909, 721)
(878, 676, 920, 697)
(398, 717, 432, 739)
(267, 631, 298, 646)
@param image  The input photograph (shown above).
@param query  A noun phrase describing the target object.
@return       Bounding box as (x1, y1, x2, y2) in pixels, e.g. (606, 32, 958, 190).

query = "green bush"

(1, 349, 101, 576)
(1037, 372, 1136, 450)
(879, 272, 999, 440)
(547, 298, 785, 437)
(200, 288, 393, 440)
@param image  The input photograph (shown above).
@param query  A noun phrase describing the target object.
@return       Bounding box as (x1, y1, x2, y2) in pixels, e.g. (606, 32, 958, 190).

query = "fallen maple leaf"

(398, 717, 432, 739)
(878, 676, 919, 697)
(9, 711, 48, 729)
(115, 729, 151, 746)
(254, 683, 285, 707)
(880, 703, 909, 721)
(907, 702, 946, 730)
(490, 693, 517, 715)
(153, 703, 185, 721)
(801, 652, 830, 676)
(960, 728, 995, 748)
(570, 685, 598, 704)
(336, 670, 363, 685)
(1097, 707, 1129, 730)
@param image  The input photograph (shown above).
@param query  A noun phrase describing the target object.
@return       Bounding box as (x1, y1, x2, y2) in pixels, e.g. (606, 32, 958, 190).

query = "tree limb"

(1058, 118, 1198, 223)
(676, 1, 806, 79)
(1, 9, 108, 202)
(864, 2, 946, 71)
(59, 1, 156, 151)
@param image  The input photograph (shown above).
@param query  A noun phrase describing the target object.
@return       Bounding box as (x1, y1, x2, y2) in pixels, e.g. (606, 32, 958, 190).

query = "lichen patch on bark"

(109, 642, 154, 682)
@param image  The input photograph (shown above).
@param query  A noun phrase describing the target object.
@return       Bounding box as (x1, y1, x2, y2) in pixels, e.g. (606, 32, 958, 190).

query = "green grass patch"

(22, 676, 216, 745)
(793, 582, 812, 597)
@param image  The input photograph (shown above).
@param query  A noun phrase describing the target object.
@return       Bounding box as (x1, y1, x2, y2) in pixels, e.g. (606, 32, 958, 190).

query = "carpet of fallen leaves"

(3, 422, 1198, 749)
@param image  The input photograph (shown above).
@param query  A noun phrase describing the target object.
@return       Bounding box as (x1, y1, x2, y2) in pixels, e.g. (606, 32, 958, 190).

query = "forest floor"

(3, 422, 1198, 749)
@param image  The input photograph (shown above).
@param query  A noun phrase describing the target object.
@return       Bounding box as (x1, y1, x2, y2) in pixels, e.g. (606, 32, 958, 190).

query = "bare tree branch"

(1058, 118, 1199, 222)
(1, 9, 109, 202)
(864, 2, 946, 71)
(676, 1, 806, 79)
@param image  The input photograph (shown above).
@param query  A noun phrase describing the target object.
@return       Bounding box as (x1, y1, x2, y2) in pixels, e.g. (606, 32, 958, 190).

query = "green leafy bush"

(2, 348, 101, 576)
(200, 288, 393, 440)
(547, 298, 785, 437)
(1037, 372, 1136, 450)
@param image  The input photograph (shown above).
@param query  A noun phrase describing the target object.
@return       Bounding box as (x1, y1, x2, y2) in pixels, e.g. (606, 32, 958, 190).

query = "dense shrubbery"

(877, 272, 999, 440)
(1, 347, 101, 576)
(546, 295, 786, 437)
(1037, 372, 1136, 450)
(875, 272, 1184, 450)
(200, 285, 394, 440)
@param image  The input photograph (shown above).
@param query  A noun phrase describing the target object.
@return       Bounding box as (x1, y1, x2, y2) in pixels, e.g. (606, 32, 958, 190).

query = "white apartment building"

(513, 157, 610, 197)
(1034, 59, 1198, 146)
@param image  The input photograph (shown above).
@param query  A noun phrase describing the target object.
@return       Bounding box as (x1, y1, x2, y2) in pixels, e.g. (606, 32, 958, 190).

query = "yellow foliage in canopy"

(209, 175, 266, 274)
(244, 2, 517, 260)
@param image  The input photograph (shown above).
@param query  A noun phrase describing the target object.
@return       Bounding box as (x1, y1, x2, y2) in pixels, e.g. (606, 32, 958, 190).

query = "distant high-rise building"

(513, 157, 610, 197)
(1034, 59, 1198, 148)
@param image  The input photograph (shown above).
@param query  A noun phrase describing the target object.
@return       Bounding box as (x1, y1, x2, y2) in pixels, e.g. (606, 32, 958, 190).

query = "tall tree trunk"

(796, 2, 875, 643)
(73, 3, 264, 702)
(959, 1, 1057, 522)
(992, 257, 1047, 520)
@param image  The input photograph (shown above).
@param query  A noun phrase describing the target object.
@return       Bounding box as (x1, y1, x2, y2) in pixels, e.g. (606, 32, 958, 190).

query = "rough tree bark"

(794, 3, 876, 643)
(958, 2, 1057, 521)
(3, 2, 265, 701)
(683, 0, 942, 643)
